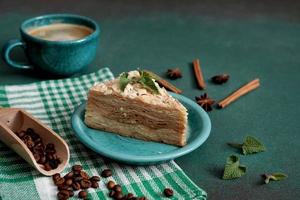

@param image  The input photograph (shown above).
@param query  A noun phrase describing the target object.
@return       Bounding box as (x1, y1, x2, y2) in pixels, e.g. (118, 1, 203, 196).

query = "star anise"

(211, 74, 230, 84)
(195, 93, 215, 112)
(166, 68, 182, 80)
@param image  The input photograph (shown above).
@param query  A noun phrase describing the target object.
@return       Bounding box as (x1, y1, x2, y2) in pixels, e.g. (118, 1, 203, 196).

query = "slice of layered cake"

(84, 70, 188, 146)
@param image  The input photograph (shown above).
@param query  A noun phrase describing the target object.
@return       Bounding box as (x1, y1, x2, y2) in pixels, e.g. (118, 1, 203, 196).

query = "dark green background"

(0, 1, 299, 199)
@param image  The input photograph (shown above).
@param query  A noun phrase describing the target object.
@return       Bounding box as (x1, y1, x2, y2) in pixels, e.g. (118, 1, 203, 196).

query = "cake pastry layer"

(85, 71, 188, 146)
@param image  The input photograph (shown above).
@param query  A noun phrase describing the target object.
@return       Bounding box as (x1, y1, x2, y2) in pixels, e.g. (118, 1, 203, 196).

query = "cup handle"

(2, 39, 33, 69)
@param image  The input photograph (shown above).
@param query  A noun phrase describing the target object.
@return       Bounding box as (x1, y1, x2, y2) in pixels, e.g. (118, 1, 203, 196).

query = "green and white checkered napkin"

(0, 68, 207, 200)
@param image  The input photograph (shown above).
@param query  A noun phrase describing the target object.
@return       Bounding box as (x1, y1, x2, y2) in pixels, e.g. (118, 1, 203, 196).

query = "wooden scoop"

(0, 108, 69, 176)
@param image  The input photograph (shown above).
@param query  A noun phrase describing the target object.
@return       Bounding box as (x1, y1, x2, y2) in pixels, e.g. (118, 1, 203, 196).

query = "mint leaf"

(143, 70, 161, 80)
(242, 136, 266, 155)
(119, 72, 130, 91)
(139, 74, 159, 94)
(263, 172, 288, 184)
(119, 70, 160, 94)
(228, 136, 266, 155)
(137, 70, 159, 94)
(222, 155, 246, 180)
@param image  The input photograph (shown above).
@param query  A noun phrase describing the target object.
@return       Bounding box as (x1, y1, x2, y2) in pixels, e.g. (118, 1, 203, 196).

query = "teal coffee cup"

(2, 14, 100, 76)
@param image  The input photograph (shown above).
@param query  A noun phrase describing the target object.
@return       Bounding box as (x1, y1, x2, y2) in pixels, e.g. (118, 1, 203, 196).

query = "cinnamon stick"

(218, 78, 260, 108)
(157, 79, 182, 94)
(144, 70, 182, 94)
(193, 59, 206, 89)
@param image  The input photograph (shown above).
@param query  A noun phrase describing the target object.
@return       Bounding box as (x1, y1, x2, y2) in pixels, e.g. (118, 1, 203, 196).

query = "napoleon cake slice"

(85, 70, 188, 146)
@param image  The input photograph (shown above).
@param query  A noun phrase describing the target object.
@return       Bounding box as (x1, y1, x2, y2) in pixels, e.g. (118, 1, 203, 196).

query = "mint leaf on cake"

(119, 72, 130, 91)
(119, 70, 159, 94)
(85, 70, 188, 146)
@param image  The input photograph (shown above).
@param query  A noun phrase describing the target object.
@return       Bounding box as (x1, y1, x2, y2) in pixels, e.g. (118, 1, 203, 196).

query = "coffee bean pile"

(53, 165, 100, 199)
(53, 165, 174, 199)
(16, 128, 61, 171)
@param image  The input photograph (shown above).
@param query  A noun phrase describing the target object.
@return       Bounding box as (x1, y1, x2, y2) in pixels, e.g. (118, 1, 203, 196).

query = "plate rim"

(71, 93, 211, 164)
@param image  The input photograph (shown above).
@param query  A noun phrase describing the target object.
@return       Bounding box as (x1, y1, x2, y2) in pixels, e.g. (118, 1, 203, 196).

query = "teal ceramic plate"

(71, 93, 211, 165)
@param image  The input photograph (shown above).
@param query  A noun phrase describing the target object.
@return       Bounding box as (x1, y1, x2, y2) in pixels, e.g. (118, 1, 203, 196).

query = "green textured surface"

(0, 1, 300, 199)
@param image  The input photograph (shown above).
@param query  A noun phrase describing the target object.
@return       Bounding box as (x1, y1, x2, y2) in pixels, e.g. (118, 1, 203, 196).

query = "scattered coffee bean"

(57, 184, 69, 191)
(57, 190, 69, 200)
(80, 171, 90, 179)
(107, 180, 116, 190)
(90, 176, 100, 182)
(55, 177, 65, 186)
(74, 176, 83, 182)
(52, 173, 61, 182)
(91, 181, 99, 188)
(64, 171, 74, 179)
(113, 184, 122, 192)
(65, 179, 73, 186)
(68, 190, 74, 197)
(72, 165, 82, 172)
(109, 190, 115, 197)
(78, 190, 88, 199)
(15, 128, 62, 171)
(113, 191, 123, 200)
(124, 193, 134, 199)
(138, 197, 146, 200)
(101, 169, 112, 177)
(163, 188, 173, 197)
(72, 182, 81, 191)
(80, 179, 92, 189)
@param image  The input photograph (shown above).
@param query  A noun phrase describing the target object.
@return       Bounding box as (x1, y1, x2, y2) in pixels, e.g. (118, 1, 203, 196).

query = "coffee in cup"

(27, 23, 94, 41)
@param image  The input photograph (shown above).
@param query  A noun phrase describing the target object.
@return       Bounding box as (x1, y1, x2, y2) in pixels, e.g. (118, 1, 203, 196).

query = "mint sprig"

(119, 72, 130, 91)
(119, 71, 159, 94)
(228, 136, 266, 155)
(262, 172, 288, 184)
(222, 155, 246, 180)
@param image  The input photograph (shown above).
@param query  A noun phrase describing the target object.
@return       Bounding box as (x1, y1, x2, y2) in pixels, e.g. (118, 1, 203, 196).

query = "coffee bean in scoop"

(15, 128, 62, 171)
